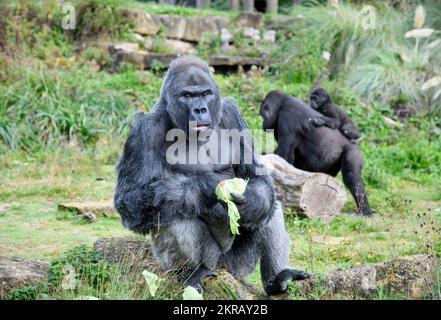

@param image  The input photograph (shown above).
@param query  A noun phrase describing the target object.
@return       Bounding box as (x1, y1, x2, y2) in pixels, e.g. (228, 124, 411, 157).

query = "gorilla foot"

(265, 268, 310, 295)
(182, 266, 217, 293)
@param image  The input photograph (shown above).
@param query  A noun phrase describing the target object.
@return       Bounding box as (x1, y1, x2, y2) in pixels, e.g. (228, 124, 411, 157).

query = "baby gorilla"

(309, 87, 361, 143)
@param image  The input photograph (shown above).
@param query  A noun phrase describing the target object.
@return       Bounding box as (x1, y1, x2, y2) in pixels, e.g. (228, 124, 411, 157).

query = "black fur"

(309, 87, 361, 143)
(114, 56, 308, 295)
(260, 90, 373, 216)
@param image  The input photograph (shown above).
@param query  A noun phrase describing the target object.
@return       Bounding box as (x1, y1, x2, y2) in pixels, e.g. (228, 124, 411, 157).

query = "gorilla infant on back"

(260, 90, 372, 216)
(114, 56, 309, 295)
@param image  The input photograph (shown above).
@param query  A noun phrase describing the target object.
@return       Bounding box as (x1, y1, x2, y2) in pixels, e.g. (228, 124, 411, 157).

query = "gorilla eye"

(184, 93, 192, 98)
(202, 90, 212, 96)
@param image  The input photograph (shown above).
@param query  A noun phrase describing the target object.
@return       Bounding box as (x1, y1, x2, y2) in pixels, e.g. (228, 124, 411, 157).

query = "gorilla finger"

(230, 193, 246, 205)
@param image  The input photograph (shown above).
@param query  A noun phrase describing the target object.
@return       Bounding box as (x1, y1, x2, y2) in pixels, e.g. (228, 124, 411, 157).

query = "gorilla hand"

(265, 269, 311, 295)
(309, 117, 326, 127)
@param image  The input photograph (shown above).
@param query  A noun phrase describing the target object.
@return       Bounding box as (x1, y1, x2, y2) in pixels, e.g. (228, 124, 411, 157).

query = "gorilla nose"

(192, 107, 208, 114)
(190, 106, 211, 127)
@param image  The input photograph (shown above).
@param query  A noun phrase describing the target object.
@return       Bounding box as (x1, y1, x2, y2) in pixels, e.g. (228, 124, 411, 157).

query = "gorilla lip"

(194, 124, 210, 131)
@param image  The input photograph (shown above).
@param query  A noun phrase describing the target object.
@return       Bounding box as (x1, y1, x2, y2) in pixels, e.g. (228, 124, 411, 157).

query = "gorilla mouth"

(194, 123, 211, 131)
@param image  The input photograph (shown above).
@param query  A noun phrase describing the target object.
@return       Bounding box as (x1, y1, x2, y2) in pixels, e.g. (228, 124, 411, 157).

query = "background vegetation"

(0, 0, 440, 300)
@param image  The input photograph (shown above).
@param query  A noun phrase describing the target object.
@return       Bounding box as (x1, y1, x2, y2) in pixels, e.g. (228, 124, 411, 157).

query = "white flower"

(322, 51, 331, 61)
(421, 77, 441, 91)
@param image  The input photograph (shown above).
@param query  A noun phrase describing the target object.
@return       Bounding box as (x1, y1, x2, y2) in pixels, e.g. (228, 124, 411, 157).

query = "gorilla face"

(309, 87, 329, 111)
(260, 90, 283, 130)
(162, 57, 222, 137)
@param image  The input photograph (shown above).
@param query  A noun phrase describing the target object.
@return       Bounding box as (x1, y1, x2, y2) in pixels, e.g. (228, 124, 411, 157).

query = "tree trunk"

(196, 0, 211, 9)
(266, 0, 278, 13)
(229, 0, 240, 11)
(260, 154, 347, 221)
(242, 0, 254, 12)
(160, 0, 176, 5)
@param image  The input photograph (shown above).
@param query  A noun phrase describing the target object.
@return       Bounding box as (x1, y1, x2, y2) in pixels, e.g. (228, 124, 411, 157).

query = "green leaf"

(142, 270, 161, 297)
(182, 286, 203, 300)
(215, 178, 248, 235)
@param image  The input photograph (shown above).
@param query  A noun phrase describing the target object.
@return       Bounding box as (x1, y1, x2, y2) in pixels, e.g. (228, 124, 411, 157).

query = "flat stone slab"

(0, 257, 49, 299)
(57, 200, 115, 217)
(208, 55, 270, 67)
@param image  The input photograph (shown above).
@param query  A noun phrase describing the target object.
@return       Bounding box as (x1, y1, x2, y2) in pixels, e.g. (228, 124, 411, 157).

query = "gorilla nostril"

(201, 108, 207, 114)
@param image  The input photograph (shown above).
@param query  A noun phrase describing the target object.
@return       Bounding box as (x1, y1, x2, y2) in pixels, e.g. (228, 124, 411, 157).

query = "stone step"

(57, 200, 115, 217)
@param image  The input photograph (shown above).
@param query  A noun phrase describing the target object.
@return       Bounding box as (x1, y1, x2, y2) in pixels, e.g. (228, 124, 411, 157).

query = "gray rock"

(157, 15, 187, 39)
(0, 257, 49, 298)
(241, 27, 261, 42)
(145, 38, 196, 55)
(120, 9, 160, 36)
(263, 30, 276, 43)
(265, 15, 303, 32)
(183, 16, 229, 42)
(108, 42, 140, 54)
(209, 55, 270, 68)
(220, 28, 233, 45)
(235, 12, 264, 28)
(93, 237, 257, 299)
(296, 255, 438, 299)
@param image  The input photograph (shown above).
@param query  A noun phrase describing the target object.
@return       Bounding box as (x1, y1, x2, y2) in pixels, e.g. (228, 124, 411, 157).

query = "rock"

(295, 255, 438, 299)
(81, 212, 97, 222)
(265, 15, 303, 32)
(145, 38, 196, 55)
(93, 237, 258, 299)
(241, 27, 261, 42)
(203, 269, 257, 300)
(209, 55, 270, 68)
(157, 15, 187, 39)
(375, 255, 438, 299)
(220, 28, 233, 45)
(142, 52, 178, 69)
(57, 201, 115, 217)
(383, 116, 404, 127)
(94, 237, 158, 273)
(0, 257, 49, 298)
(108, 42, 140, 54)
(235, 12, 264, 28)
(120, 9, 160, 36)
(263, 30, 276, 43)
(260, 154, 347, 221)
(132, 33, 145, 42)
(183, 16, 229, 42)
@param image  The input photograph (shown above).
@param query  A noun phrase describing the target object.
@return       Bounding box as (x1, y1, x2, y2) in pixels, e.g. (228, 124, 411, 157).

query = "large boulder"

(183, 16, 230, 42)
(93, 237, 257, 300)
(120, 9, 160, 36)
(144, 38, 197, 55)
(0, 257, 49, 299)
(296, 255, 438, 299)
(157, 15, 187, 39)
(235, 12, 264, 28)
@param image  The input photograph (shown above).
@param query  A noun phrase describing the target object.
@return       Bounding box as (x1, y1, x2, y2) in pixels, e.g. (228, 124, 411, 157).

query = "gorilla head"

(160, 56, 222, 137)
(260, 90, 285, 130)
(309, 87, 330, 111)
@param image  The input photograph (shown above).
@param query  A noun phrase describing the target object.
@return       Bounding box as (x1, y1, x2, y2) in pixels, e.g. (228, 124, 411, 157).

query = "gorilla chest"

(166, 133, 237, 179)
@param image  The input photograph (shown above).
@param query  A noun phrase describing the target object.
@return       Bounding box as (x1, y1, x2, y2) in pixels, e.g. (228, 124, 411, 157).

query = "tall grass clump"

(0, 64, 133, 152)
(346, 4, 441, 113)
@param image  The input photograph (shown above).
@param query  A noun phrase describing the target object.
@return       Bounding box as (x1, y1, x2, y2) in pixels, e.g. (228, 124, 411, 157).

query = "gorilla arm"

(221, 99, 277, 231)
(114, 111, 221, 234)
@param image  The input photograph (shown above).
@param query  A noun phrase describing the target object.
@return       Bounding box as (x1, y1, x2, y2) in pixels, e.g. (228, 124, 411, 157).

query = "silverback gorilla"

(114, 56, 309, 295)
(260, 90, 373, 216)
